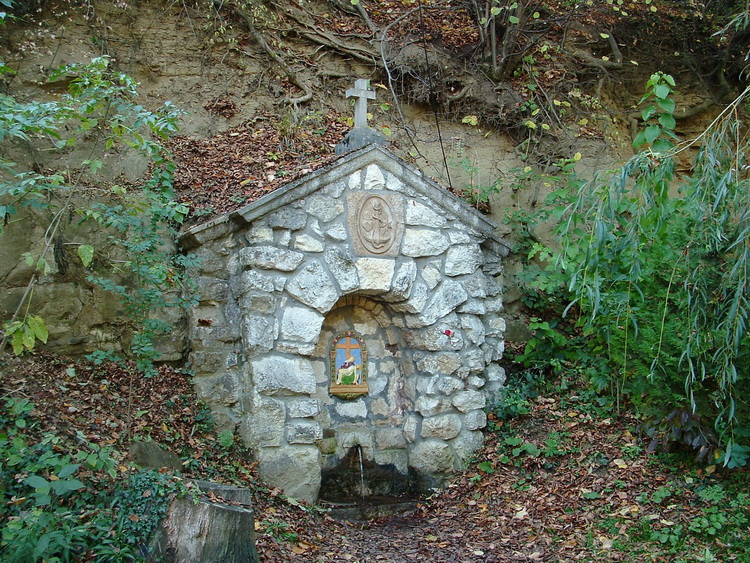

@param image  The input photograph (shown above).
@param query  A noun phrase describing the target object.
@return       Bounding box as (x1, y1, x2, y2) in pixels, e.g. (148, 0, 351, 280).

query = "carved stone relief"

(348, 192, 404, 257)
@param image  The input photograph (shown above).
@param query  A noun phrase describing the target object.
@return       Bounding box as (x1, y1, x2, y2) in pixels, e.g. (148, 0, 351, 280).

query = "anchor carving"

(359, 196, 394, 254)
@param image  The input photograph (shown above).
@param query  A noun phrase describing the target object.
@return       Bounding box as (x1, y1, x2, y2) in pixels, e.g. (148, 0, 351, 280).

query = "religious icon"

(330, 331, 368, 398)
(359, 195, 395, 254)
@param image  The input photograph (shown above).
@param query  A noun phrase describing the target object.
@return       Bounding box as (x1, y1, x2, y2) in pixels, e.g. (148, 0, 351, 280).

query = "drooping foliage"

(557, 76, 750, 465)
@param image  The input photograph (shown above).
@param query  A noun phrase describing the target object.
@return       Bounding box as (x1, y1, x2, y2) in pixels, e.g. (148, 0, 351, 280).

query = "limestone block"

(462, 273, 489, 298)
(275, 341, 316, 356)
(325, 247, 359, 293)
(276, 230, 291, 247)
(484, 363, 507, 405)
(280, 306, 324, 343)
(370, 398, 390, 416)
(255, 445, 321, 503)
(355, 257, 395, 294)
(403, 414, 420, 442)
(238, 399, 285, 448)
(406, 280, 468, 327)
(195, 247, 230, 278)
(193, 372, 241, 407)
(401, 229, 449, 257)
(464, 349, 486, 373)
(191, 351, 229, 374)
(485, 296, 504, 314)
(251, 356, 317, 395)
(336, 429, 373, 452)
(375, 427, 407, 449)
(322, 180, 346, 199)
(247, 225, 274, 245)
(445, 244, 483, 277)
(461, 315, 486, 346)
(415, 395, 453, 417)
(383, 260, 416, 302)
(436, 376, 464, 396)
(287, 421, 323, 444)
(404, 200, 448, 227)
(286, 261, 339, 313)
(335, 399, 368, 420)
(239, 246, 304, 272)
(420, 264, 442, 290)
(452, 390, 486, 413)
(237, 270, 275, 294)
(307, 194, 344, 222)
(414, 352, 462, 376)
(368, 374, 388, 396)
(409, 440, 454, 474)
(267, 207, 307, 231)
(347, 171, 361, 190)
(486, 315, 507, 337)
(389, 282, 428, 314)
(325, 223, 347, 242)
(450, 430, 484, 469)
(421, 414, 462, 440)
(196, 277, 229, 303)
(242, 315, 276, 355)
(464, 410, 487, 431)
(448, 229, 472, 244)
(373, 449, 409, 474)
(363, 164, 385, 190)
(294, 234, 325, 252)
(286, 398, 321, 418)
(458, 299, 487, 315)
(244, 292, 278, 315)
(467, 375, 485, 389)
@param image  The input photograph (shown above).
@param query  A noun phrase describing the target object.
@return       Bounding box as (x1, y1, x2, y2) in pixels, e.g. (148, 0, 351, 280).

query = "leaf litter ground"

(1, 353, 748, 562)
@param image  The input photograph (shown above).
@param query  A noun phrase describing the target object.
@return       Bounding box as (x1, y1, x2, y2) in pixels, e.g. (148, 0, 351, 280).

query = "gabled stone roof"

(180, 144, 509, 256)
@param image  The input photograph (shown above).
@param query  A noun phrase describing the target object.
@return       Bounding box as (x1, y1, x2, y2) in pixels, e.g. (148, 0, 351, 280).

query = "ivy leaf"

(78, 244, 95, 267)
(657, 98, 675, 114)
(645, 125, 662, 144)
(658, 114, 676, 130)
(653, 84, 671, 100)
(509, 15, 520, 24)
(641, 105, 656, 122)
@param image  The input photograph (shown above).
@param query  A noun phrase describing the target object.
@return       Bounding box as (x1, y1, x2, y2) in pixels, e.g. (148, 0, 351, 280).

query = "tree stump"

(149, 482, 260, 563)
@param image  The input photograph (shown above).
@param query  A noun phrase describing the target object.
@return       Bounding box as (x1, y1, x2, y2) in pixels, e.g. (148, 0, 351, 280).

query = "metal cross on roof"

(346, 78, 376, 130)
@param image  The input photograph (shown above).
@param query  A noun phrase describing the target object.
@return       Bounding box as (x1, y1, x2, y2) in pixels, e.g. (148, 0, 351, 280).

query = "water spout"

(356, 445, 366, 501)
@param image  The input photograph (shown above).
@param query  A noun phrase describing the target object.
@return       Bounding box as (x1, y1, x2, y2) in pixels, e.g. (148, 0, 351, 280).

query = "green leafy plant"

(0, 54, 197, 375)
(557, 76, 750, 464)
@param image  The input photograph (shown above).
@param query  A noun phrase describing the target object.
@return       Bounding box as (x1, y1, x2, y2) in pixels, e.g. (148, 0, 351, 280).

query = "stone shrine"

(180, 84, 508, 502)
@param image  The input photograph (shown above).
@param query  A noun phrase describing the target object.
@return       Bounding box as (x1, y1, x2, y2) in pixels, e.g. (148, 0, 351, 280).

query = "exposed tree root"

(228, 2, 313, 105)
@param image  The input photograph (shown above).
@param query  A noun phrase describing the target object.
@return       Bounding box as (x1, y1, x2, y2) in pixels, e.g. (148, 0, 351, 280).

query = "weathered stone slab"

(294, 234, 325, 252)
(415, 395, 453, 417)
(445, 244, 483, 276)
(287, 421, 323, 444)
(239, 246, 304, 271)
(335, 399, 368, 419)
(325, 247, 359, 293)
(383, 260, 416, 302)
(307, 194, 344, 222)
(286, 398, 321, 418)
(286, 261, 339, 313)
(401, 229, 449, 257)
(239, 399, 285, 448)
(452, 390, 486, 413)
(355, 257, 395, 294)
(421, 414, 462, 440)
(409, 440, 454, 474)
(280, 306, 325, 343)
(405, 200, 448, 227)
(251, 356, 317, 395)
(256, 445, 321, 502)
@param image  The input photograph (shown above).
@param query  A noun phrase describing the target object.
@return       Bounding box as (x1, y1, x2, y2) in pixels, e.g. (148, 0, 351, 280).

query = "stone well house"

(180, 144, 508, 502)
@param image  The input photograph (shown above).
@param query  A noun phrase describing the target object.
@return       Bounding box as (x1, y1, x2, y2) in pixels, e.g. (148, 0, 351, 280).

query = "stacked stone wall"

(184, 149, 507, 502)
